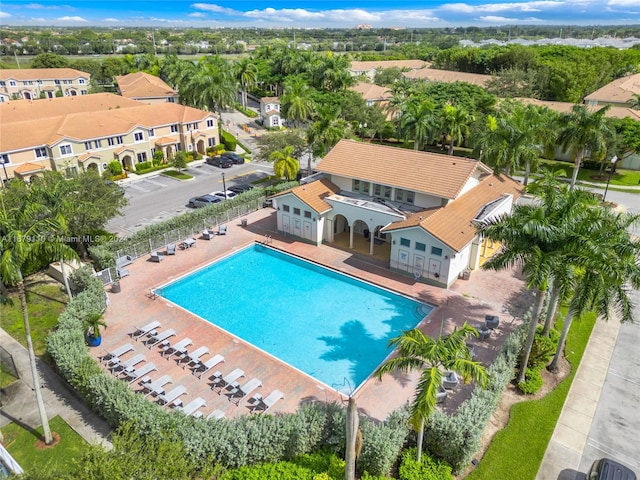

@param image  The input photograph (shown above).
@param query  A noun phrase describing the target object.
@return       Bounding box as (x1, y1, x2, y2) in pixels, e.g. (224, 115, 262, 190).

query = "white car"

(210, 190, 237, 200)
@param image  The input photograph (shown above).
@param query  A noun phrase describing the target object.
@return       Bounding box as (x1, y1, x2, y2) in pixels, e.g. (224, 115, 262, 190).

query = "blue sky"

(1, 0, 639, 28)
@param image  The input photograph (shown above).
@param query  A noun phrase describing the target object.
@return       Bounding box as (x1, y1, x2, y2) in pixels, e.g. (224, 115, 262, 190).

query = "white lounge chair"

(150, 251, 164, 263)
(141, 374, 172, 397)
(226, 377, 262, 406)
(251, 390, 284, 414)
(192, 354, 225, 379)
(99, 342, 134, 364)
(206, 409, 226, 420)
(218, 224, 227, 235)
(129, 321, 161, 341)
(161, 338, 193, 360)
(121, 362, 157, 383)
(110, 353, 145, 375)
(177, 397, 207, 417)
(211, 368, 245, 394)
(202, 229, 215, 240)
(157, 385, 187, 407)
(143, 329, 176, 348)
(177, 346, 209, 369)
(166, 244, 177, 255)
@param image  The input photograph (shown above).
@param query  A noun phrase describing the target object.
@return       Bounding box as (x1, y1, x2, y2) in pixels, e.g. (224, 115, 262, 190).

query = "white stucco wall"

(273, 194, 322, 245)
(457, 175, 482, 198)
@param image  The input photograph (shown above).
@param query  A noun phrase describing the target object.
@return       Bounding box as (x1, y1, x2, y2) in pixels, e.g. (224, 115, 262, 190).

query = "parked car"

(228, 183, 254, 194)
(221, 152, 245, 165)
(206, 156, 233, 168)
(210, 190, 237, 200)
(588, 458, 637, 480)
(187, 194, 222, 208)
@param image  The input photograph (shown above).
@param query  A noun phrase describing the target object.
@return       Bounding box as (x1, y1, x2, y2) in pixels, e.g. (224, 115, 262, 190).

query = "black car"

(588, 459, 637, 480)
(187, 194, 222, 208)
(206, 156, 233, 168)
(221, 152, 245, 165)
(228, 183, 254, 194)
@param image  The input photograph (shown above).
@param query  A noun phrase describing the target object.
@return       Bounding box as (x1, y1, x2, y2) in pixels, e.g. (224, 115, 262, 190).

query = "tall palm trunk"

(570, 150, 584, 190)
(524, 161, 532, 186)
(448, 141, 454, 156)
(517, 288, 546, 383)
(549, 305, 575, 371)
(344, 396, 359, 480)
(542, 284, 560, 336)
(60, 257, 72, 301)
(19, 279, 53, 444)
(416, 417, 425, 462)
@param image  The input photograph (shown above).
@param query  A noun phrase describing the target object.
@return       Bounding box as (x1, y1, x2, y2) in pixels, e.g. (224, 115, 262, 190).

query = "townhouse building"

(0, 68, 91, 101)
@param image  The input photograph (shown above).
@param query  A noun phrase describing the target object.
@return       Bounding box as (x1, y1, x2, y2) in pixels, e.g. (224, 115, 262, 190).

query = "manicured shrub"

(135, 160, 152, 172)
(107, 160, 123, 177)
(398, 448, 454, 480)
(221, 130, 238, 151)
(518, 367, 544, 394)
(528, 328, 557, 369)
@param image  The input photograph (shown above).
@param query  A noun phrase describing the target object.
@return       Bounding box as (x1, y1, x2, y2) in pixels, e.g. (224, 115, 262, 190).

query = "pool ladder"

(261, 234, 273, 245)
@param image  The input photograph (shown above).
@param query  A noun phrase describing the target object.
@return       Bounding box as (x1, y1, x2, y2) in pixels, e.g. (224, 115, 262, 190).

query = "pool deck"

(94, 207, 529, 422)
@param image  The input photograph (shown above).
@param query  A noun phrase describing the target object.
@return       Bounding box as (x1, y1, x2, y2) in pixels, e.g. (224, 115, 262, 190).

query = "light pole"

(221, 172, 227, 199)
(0, 157, 9, 186)
(359, 122, 367, 139)
(603, 155, 617, 203)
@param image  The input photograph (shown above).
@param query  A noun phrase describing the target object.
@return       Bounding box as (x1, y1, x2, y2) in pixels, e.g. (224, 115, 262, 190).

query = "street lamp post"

(359, 122, 367, 139)
(221, 172, 227, 199)
(603, 155, 618, 203)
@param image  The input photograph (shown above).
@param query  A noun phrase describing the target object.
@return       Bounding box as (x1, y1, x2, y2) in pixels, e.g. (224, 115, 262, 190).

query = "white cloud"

(188, 12, 207, 17)
(440, 1, 565, 14)
(0, 11, 11, 18)
(103, 17, 119, 22)
(57, 15, 87, 22)
(608, 0, 640, 5)
(478, 14, 544, 21)
(26, 3, 61, 9)
(191, 3, 239, 15)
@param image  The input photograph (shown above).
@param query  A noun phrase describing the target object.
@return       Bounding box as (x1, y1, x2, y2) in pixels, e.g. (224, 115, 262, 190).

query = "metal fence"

(0, 346, 19, 381)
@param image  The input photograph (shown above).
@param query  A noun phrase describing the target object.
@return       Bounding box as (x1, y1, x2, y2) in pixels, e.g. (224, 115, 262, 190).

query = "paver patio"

(93, 207, 527, 421)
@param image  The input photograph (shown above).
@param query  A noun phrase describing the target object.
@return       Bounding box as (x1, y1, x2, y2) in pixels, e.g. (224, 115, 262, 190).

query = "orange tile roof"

(349, 60, 428, 72)
(271, 178, 340, 214)
(14, 162, 47, 174)
(154, 136, 180, 146)
(516, 98, 640, 121)
(384, 175, 523, 251)
(0, 93, 143, 123)
(113, 146, 134, 155)
(349, 82, 393, 101)
(78, 152, 102, 162)
(316, 140, 489, 200)
(261, 96, 279, 104)
(402, 68, 493, 86)
(116, 72, 177, 99)
(584, 73, 640, 104)
(0, 68, 90, 81)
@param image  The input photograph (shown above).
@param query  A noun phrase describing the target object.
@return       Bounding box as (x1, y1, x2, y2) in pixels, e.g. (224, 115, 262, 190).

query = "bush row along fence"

(89, 182, 298, 272)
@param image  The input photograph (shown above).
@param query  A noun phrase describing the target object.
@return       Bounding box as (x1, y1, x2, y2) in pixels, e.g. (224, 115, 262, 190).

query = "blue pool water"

(158, 244, 433, 393)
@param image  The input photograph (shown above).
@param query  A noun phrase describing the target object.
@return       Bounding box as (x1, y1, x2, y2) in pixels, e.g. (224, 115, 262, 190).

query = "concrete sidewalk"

(536, 317, 621, 480)
(0, 328, 112, 449)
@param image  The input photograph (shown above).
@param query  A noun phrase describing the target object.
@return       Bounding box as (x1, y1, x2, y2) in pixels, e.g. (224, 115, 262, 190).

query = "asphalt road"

(576, 287, 640, 477)
(107, 161, 274, 237)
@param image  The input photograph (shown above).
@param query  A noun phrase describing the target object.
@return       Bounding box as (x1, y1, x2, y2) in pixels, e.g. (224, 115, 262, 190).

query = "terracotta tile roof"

(584, 73, 640, 104)
(77, 152, 102, 162)
(154, 136, 180, 146)
(265, 110, 280, 117)
(0, 93, 143, 123)
(261, 96, 279, 104)
(383, 175, 523, 251)
(0, 68, 90, 81)
(0, 98, 215, 152)
(270, 178, 340, 214)
(116, 72, 177, 99)
(14, 162, 46, 174)
(349, 81, 393, 101)
(316, 140, 489, 200)
(113, 146, 134, 155)
(402, 68, 493, 87)
(349, 60, 428, 72)
(516, 97, 640, 121)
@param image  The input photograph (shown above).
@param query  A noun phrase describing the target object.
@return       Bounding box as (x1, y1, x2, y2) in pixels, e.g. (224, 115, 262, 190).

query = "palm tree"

(439, 104, 474, 155)
(281, 76, 315, 128)
(374, 325, 487, 462)
(182, 56, 236, 114)
(234, 58, 258, 110)
(558, 104, 612, 189)
(398, 98, 437, 151)
(0, 189, 78, 445)
(549, 208, 640, 371)
(269, 145, 299, 181)
(472, 114, 510, 172)
(629, 93, 640, 110)
(307, 105, 350, 158)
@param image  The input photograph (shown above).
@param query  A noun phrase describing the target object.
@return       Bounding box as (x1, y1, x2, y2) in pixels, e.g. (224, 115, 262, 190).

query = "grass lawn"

(0, 362, 19, 388)
(162, 169, 193, 180)
(0, 280, 68, 358)
(1, 415, 87, 477)
(536, 159, 640, 187)
(466, 310, 597, 480)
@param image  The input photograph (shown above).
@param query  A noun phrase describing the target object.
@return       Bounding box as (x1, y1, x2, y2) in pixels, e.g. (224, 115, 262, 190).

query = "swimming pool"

(158, 244, 433, 394)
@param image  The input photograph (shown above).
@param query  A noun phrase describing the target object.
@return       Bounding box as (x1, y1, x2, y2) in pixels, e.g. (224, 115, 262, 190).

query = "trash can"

(241, 218, 248, 227)
(111, 281, 121, 293)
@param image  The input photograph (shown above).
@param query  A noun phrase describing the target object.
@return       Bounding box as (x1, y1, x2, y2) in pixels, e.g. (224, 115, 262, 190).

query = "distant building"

(349, 81, 393, 107)
(0, 68, 90, 101)
(349, 60, 429, 81)
(402, 68, 493, 87)
(115, 72, 179, 105)
(0, 93, 219, 182)
(355, 24, 373, 30)
(583, 73, 640, 108)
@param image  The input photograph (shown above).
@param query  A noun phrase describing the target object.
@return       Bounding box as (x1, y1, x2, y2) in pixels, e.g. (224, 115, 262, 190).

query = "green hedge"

(423, 313, 528, 473)
(221, 130, 238, 151)
(89, 181, 298, 270)
(398, 449, 453, 480)
(46, 273, 410, 476)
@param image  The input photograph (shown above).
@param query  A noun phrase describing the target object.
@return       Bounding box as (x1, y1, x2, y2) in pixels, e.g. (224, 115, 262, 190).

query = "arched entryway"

(121, 155, 134, 171)
(196, 139, 206, 155)
(23, 91, 32, 100)
(86, 162, 99, 174)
